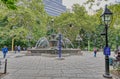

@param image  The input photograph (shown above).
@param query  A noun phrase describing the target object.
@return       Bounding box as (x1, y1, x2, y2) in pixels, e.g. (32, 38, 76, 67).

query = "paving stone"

(1, 75, 17, 79)
(62, 69, 84, 74)
(0, 51, 117, 79)
(61, 74, 76, 77)
(17, 77, 35, 79)
(70, 78, 86, 79)
(53, 77, 69, 79)
(36, 77, 52, 79)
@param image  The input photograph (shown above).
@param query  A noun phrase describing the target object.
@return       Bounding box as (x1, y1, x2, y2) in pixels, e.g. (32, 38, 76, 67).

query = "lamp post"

(100, 5, 113, 78)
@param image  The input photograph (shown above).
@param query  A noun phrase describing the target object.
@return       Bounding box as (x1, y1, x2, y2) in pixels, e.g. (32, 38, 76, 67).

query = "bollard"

(4, 59, 7, 74)
(0, 60, 1, 69)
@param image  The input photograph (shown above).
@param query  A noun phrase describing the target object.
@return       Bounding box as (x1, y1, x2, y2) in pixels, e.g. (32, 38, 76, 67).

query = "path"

(0, 51, 118, 79)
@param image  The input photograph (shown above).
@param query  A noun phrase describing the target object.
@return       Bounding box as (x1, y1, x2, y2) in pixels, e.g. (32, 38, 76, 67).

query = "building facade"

(43, 0, 66, 16)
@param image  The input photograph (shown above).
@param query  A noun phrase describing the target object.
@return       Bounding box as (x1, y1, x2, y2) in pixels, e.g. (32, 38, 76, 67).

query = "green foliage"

(1, 0, 17, 9)
(54, 4, 100, 49)
(0, 0, 119, 50)
(0, 16, 8, 27)
(0, 0, 48, 49)
(85, 0, 109, 9)
(52, 3, 120, 50)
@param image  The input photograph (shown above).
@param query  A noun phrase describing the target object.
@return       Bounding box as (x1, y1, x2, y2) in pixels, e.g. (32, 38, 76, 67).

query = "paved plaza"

(0, 51, 118, 79)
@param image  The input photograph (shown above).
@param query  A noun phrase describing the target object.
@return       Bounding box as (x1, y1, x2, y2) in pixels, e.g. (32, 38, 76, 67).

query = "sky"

(62, 0, 86, 9)
(62, 0, 115, 11)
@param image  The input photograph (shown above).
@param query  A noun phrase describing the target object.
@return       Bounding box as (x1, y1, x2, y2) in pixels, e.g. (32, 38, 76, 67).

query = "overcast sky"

(62, 0, 86, 9)
(62, 0, 115, 10)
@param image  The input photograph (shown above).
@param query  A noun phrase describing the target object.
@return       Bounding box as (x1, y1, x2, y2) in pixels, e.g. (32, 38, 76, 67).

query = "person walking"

(14, 45, 17, 53)
(116, 51, 120, 61)
(17, 45, 21, 53)
(93, 47, 97, 57)
(2, 46, 8, 58)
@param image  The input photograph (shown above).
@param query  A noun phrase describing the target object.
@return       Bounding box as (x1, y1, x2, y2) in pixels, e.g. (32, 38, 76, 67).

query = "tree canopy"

(0, 0, 120, 50)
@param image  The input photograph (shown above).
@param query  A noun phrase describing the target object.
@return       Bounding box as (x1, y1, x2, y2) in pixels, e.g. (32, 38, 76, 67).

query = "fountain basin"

(27, 49, 82, 56)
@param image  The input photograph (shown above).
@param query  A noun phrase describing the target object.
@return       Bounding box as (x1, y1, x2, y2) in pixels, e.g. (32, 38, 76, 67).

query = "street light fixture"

(100, 5, 113, 78)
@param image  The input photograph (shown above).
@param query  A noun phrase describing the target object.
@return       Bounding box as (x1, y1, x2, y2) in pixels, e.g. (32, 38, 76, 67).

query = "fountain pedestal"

(49, 34, 58, 50)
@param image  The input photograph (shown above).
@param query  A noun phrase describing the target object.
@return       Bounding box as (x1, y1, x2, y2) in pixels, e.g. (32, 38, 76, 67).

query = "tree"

(0, 0, 49, 49)
(84, 0, 109, 9)
(1, 0, 17, 9)
(52, 3, 100, 49)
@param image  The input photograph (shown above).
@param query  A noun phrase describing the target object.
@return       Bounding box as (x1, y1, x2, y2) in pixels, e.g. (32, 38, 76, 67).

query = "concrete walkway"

(0, 51, 118, 79)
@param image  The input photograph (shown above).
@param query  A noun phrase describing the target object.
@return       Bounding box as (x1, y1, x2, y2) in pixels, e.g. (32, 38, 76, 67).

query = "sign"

(58, 33, 62, 58)
(104, 47, 111, 56)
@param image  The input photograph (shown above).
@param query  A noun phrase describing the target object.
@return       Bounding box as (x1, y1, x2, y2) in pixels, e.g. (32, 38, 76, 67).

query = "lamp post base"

(103, 74, 112, 78)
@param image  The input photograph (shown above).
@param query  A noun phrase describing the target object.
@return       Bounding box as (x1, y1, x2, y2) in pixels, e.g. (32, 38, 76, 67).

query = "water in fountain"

(63, 38, 74, 48)
(35, 33, 74, 49)
(35, 37, 50, 48)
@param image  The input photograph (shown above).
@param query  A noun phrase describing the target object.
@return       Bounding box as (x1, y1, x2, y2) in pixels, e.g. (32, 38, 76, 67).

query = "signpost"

(58, 33, 62, 58)
(104, 47, 111, 56)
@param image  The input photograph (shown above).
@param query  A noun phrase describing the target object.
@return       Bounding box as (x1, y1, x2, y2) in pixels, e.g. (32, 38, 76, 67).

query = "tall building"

(43, 0, 66, 16)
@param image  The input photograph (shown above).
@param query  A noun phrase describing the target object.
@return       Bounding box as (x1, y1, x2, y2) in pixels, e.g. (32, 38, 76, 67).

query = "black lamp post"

(100, 5, 113, 78)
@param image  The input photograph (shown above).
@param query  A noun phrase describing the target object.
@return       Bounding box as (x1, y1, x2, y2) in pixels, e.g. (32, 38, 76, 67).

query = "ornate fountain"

(27, 33, 81, 56)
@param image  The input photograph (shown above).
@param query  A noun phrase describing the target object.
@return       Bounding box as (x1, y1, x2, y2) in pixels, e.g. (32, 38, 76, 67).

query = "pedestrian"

(93, 47, 97, 57)
(116, 51, 120, 61)
(23, 47, 26, 51)
(17, 45, 21, 53)
(2, 46, 8, 58)
(14, 45, 17, 53)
